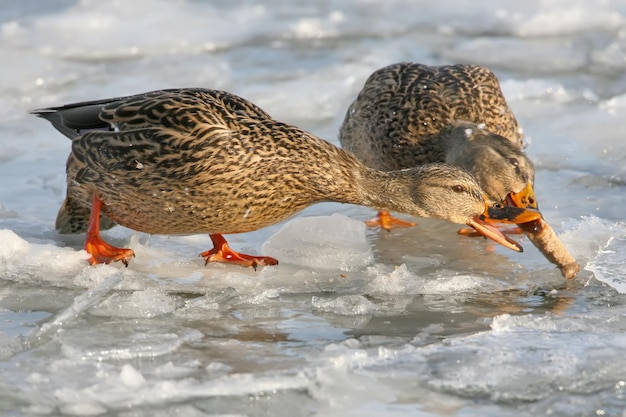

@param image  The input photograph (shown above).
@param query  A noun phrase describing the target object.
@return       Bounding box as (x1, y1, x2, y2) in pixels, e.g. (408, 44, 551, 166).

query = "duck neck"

(353, 167, 429, 218)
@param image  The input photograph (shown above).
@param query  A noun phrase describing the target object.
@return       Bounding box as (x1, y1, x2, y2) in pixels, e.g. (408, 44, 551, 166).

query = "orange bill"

(506, 182, 538, 209)
(467, 216, 525, 252)
(467, 196, 542, 251)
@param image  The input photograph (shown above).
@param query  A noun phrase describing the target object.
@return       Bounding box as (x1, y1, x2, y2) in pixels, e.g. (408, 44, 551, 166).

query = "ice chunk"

(0, 331, 22, 360)
(365, 264, 423, 295)
(119, 364, 146, 388)
(32, 272, 123, 344)
(586, 236, 626, 293)
(262, 214, 373, 271)
(491, 313, 560, 332)
(0, 229, 89, 282)
(90, 287, 178, 318)
(365, 264, 507, 295)
(59, 325, 204, 361)
(558, 216, 622, 260)
(0, 228, 29, 259)
(420, 273, 501, 294)
(154, 361, 201, 379)
(311, 295, 377, 315)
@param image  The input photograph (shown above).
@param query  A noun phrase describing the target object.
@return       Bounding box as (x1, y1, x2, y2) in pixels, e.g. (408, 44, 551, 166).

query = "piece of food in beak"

(470, 201, 542, 252)
(506, 182, 538, 209)
(483, 203, 542, 224)
(459, 197, 542, 251)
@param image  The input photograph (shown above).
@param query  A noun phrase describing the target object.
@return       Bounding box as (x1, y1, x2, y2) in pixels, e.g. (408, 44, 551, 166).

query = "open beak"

(467, 216, 525, 252)
(506, 182, 538, 209)
(483, 203, 542, 224)
(467, 195, 543, 252)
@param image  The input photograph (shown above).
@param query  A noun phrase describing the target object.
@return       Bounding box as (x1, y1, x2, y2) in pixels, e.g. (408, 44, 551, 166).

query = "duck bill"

(467, 216, 524, 252)
(482, 202, 542, 224)
(506, 182, 538, 209)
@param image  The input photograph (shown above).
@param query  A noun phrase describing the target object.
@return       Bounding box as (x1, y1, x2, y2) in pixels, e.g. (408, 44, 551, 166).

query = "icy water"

(1, 0, 626, 416)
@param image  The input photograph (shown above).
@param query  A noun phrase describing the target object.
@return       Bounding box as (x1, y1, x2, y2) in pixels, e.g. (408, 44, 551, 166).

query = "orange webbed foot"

(366, 210, 416, 232)
(85, 237, 135, 266)
(84, 193, 134, 266)
(200, 234, 278, 270)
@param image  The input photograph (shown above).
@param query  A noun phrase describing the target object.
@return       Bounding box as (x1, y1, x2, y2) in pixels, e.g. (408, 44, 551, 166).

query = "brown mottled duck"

(339, 62, 537, 232)
(32, 88, 539, 268)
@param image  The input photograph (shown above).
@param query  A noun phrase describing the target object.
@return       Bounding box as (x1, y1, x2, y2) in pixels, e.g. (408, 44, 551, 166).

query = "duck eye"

(509, 157, 519, 167)
(452, 185, 465, 193)
(492, 202, 503, 209)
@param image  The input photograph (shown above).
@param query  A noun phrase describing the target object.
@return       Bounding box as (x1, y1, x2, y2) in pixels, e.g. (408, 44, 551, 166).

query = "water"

(1, 0, 626, 415)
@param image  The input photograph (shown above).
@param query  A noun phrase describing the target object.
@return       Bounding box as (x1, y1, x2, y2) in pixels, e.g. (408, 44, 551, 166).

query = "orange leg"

(84, 194, 135, 266)
(365, 210, 416, 232)
(457, 225, 523, 237)
(199, 234, 278, 270)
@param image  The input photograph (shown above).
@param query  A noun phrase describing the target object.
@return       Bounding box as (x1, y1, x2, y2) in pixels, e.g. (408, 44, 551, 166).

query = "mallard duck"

(32, 88, 539, 268)
(339, 62, 537, 232)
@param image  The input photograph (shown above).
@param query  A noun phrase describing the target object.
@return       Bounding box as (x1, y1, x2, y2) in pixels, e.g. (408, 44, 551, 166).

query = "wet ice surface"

(1, 0, 626, 416)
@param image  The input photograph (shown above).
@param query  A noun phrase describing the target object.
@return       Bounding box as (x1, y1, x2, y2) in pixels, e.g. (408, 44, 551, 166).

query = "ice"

(592, 39, 626, 71)
(290, 11, 345, 39)
(600, 92, 626, 111)
(59, 401, 107, 416)
(560, 216, 625, 262)
(262, 214, 373, 271)
(59, 325, 205, 361)
(89, 287, 179, 318)
(312, 295, 378, 315)
(0, 330, 23, 360)
(119, 364, 147, 388)
(52, 368, 310, 411)
(310, 308, 626, 415)
(32, 271, 123, 344)
(154, 361, 203, 380)
(0, 228, 90, 283)
(2, 0, 626, 416)
(513, 6, 623, 37)
(442, 37, 588, 73)
(364, 264, 423, 295)
(491, 313, 561, 332)
(0, 228, 29, 258)
(586, 235, 626, 294)
(28, 0, 275, 60)
(432, 1, 624, 38)
(363, 263, 509, 296)
(500, 79, 580, 104)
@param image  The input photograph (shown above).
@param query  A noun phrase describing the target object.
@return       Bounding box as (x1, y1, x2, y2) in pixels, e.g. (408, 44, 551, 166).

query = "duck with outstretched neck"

(32, 88, 539, 269)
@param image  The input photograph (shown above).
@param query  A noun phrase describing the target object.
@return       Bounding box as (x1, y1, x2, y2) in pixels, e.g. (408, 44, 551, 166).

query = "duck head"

(443, 122, 538, 212)
(398, 163, 541, 251)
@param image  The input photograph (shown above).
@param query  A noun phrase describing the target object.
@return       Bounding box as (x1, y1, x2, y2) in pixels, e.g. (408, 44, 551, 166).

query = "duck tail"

(55, 196, 117, 234)
(31, 103, 112, 140)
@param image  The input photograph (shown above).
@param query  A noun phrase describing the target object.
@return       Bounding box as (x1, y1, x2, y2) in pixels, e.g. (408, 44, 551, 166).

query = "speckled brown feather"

(339, 63, 532, 202)
(34, 88, 506, 239)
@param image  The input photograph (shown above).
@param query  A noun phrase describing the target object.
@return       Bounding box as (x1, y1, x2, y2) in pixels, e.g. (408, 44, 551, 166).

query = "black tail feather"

(31, 103, 113, 139)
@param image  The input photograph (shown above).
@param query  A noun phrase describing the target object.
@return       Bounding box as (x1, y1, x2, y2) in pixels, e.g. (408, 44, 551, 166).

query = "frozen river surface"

(1, 1, 626, 416)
